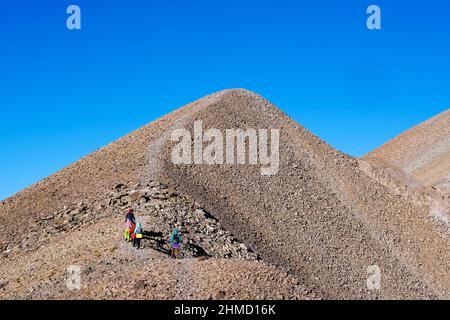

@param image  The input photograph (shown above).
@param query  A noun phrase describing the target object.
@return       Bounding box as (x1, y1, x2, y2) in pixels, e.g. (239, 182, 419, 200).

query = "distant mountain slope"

(1, 90, 449, 299)
(365, 109, 450, 191)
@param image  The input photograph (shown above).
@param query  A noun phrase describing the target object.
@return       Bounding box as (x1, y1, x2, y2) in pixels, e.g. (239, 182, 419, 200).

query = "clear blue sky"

(1, 0, 449, 200)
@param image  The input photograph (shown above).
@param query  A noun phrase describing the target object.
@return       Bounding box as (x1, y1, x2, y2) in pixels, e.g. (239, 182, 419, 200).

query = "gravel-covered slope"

(146, 90, 450, 299)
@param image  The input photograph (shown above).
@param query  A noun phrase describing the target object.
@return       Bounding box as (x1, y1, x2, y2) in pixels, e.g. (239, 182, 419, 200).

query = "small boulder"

(213, 290, 226, 300)
(134, 280, 146, 291)
(41, 214, 54, 221)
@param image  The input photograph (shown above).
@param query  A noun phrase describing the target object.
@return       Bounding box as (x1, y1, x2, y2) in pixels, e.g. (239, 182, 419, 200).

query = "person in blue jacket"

(133, 222, 143, 249)
(169, 228, 182, 258)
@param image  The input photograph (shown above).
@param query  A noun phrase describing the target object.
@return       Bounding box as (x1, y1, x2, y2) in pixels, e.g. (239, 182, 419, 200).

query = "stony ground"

(1, 89, 449, 299)
(1, 181, 258, 260)
(0, 181, 312, 299)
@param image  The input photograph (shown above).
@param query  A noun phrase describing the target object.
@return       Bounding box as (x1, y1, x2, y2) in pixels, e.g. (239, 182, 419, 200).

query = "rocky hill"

(1, 89, 449, 299)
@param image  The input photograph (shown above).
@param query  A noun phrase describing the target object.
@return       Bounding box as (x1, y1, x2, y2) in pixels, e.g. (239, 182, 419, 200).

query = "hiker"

(169, 228, 182, 259)
(127, 220, 136, 244)
(123, 209, 135, 242)
(133, 222, 143, 249)
(125, 209, 136, 224)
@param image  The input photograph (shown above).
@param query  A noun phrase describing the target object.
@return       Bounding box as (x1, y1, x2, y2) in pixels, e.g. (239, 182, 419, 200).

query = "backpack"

(135, 225, 142, 234)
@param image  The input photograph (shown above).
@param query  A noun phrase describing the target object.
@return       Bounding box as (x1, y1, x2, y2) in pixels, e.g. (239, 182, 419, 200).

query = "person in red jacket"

(130, 221, 137, 242)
